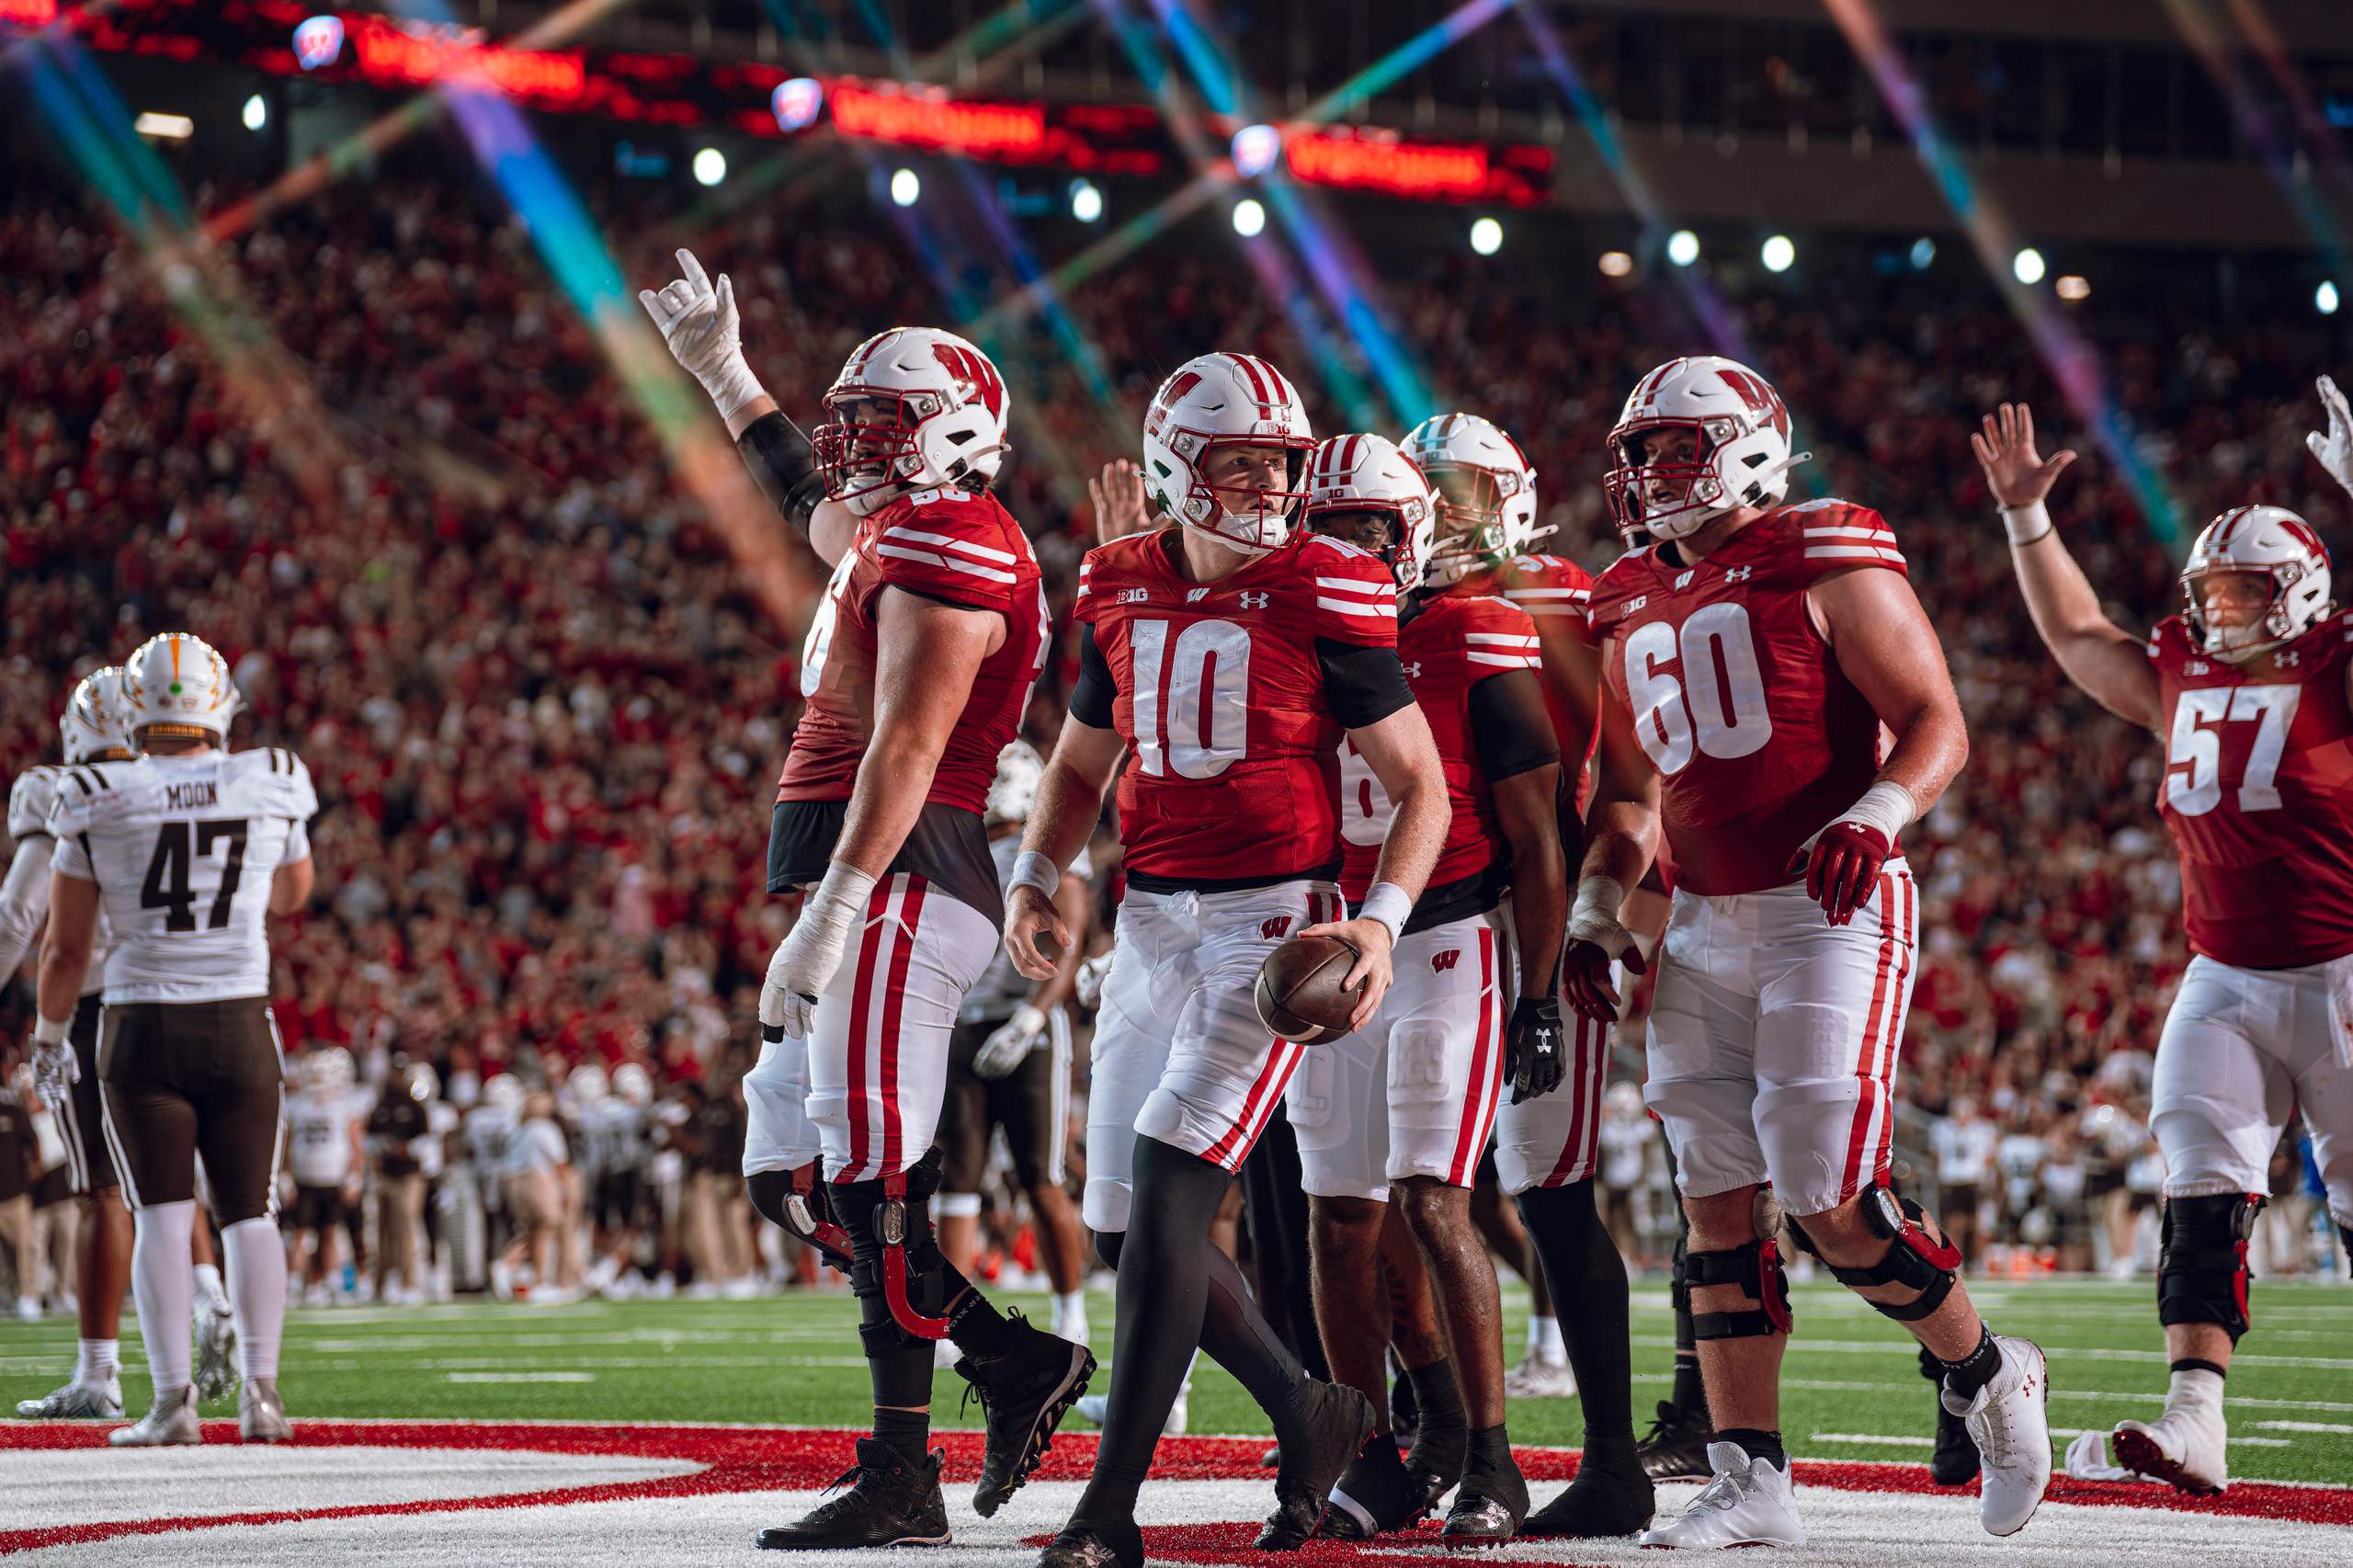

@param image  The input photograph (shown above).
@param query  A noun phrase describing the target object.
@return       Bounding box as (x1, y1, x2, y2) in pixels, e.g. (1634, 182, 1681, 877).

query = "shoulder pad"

(7, 767, 58, 842)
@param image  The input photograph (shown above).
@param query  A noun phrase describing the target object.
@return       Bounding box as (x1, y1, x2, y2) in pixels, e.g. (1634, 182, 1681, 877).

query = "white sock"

(131, 1200, 198, 1400)
(1529, 1314, 1565, 1362)
(76, 1338, 119, 1385)
(2165, 1365, 2225, 1419)
(1052, 1290, 1088, 1343)
(192, 1262, 230, 1314)
(223, 1217, 289, 1381)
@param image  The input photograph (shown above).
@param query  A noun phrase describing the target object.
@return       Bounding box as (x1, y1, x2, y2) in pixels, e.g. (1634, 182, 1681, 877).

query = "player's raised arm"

(1560, 682, 1659, 1022)
(1974, 402, 2158, 729)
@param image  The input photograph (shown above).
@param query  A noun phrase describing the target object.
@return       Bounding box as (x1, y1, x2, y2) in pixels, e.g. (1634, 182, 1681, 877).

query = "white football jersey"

(582, 1098, 648, 1180)
(3, 766, 113, 993)
(47, 748, 315, 1005)
(286, 1086, 363, 1187)
(464, 1103, 521, 1176)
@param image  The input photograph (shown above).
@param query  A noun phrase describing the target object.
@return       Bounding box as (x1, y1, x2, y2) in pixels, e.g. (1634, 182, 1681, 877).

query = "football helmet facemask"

(813, 327, 1010, 516)
(1404, 412, 1546, 586)
(1142, 352, 1315, 555)
(1605, 356, 1809, 542)
(2181, 505, 2334, 663)
(1303, 433, 1437, 592)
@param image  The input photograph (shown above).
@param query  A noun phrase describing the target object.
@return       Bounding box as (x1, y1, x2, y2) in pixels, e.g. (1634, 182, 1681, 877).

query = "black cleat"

(1927, 1349, 1981, 1486)
(1036, 1519, 1143, 1568)
(1403, 1412, 1467, 1514)
(1440, 1447, 1529, 1546)
(755, 1439, 949, 1550)
(1319, 1435, 1426, 1540)
(958, 1312, 1097, 1518)
(1254, 1381, 1377, 1550)
(1634, 1399, 1714, 1482)
(1520, 1447, 1655, 1539)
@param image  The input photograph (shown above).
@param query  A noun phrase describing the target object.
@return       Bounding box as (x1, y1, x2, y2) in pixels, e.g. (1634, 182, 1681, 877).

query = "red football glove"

(1790, 821, 1891, 926)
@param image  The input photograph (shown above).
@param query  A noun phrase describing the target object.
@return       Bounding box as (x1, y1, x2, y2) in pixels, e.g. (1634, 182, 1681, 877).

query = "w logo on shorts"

(1431, 949, 1461, 973)
(1261, 915, 1292, 940)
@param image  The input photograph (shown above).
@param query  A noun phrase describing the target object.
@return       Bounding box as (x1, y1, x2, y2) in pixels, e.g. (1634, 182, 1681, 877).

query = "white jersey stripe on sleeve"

(881, 526, 1018, 565)
(1465, 632, 1541, 647)
(874, 542, 1018, 585)
(1313, 575, 1395, 598)
(1465, 651, 1544, 668)
(1314, 597, 1398, 619)
(1803, 545, 1905, 564)
(1802, 525, 1894, 541)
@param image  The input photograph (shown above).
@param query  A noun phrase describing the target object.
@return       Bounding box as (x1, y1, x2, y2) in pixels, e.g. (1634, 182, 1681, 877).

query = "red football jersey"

(778, 487, 1048, 813)
(1587, 500, 1904, 897)
(1496, 551, 1598, 808)
(1077, 527, 1398, 883)
(1338, 592, 1540, 901)
(2151, 612, 2353, 969)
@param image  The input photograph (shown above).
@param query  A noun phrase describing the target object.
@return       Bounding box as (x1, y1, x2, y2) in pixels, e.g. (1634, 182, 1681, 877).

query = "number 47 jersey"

(48, 748, 316, 1004)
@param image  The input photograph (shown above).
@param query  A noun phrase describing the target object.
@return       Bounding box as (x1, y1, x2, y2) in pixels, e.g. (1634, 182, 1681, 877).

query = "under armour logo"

(1675, 570, 1695, 589)
(1261, 915, 1293, 940)
(2186, 660, 2211, 675)
(1239, 591, 1268, 609)
(2279, 650, 2302, 667)
(1431, 949, 1461, 973)
(1120, 587, 1151, 604)
(1186, 587, 1212, 603)
(1725, 565, 1755, 584)
(1404, 661, 1423, 679)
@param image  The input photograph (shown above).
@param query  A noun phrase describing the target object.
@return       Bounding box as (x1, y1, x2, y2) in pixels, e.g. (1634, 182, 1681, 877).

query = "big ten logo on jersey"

(1261, 915, 1293, 941)
(1130, 618, 1250, 778)
(1622, 602, 1773, 775)
(2164, 686, 2300, 817)
(1337, 734, 1392, 846)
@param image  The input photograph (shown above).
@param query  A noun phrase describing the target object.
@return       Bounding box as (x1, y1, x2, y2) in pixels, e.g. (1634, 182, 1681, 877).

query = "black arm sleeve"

(735, 411, 829, 540)
(1468, 668, 1562, 781)
(1070, 623, 1119, 730)
(1316, 638, 1417, 731)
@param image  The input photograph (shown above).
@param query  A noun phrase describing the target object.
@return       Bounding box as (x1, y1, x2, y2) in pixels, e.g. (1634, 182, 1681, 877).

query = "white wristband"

(1570, 876, 1627, 926)
(1837, 779, 1919, 842)
(1009, 851, 1060, 900)
(704, 358, 768, 424)
(808, 858, 879, 925)
(1357, 881, 1413, 948)
(2000, 499, 2052, 546)
(31, 1015, 69, 1049)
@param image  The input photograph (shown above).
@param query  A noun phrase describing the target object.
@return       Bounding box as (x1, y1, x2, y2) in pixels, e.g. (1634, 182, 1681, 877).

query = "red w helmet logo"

(1147, 370, 1202, 439)
(931, 342, 1005, 418)
(1716, 367, 1790, 438)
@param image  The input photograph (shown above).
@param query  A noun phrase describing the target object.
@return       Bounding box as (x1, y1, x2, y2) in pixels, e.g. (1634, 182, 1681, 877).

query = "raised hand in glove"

(2309, 375, 2353, 499)
(638, 248, 766, 420)
(30, 1035, 78, 1111)
(1504, 995, 1566, 1104)
(972, 1005, 1048, 1080)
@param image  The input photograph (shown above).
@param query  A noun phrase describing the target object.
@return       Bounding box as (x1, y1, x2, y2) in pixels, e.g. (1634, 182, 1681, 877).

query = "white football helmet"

(1605, 356, 1808, 541)
(483, 1074, 527, 1114)
(405, 1061, 441, 1105)
(813, 327, 1010, 516)
(985, 740, 1044, 828)
(307, 1047, 356, 1094)
(612, 1062, 654, 1106)
(120, 631, 241, 742)
(569, 1062, 609, 1105)
(1142, 351, 1315, 554)
(61, 665, 133, 763)
(1303, 433, 1437, 591)
(2181, 505, 2334, 662)
(1404, 412, 1546, 586)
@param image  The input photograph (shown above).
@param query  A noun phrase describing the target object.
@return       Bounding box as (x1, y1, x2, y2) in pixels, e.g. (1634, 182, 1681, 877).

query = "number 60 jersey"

(2150, 611, 2353, 969)
(47, 748, 315, 1003)
(1587, 500, 1903, 897)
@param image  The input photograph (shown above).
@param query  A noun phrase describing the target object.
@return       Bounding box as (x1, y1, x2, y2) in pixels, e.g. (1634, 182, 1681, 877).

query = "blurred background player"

(366, 1056, 434, 1306)
(468, 1074, 524, 1298)
(507, 1087, 577, 1304)
(938, 742, 1093, 1349)
(1981, 392, 2353, 1494)
(285, 1046, 366, 1306)
(34, 632, 315, 1446)
(578, 1062, 654, 1298)
(1564, 358, 2046, 1549)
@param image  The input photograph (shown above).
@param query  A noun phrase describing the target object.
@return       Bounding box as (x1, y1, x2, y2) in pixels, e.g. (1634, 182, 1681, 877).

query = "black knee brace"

(745, 1163, 853, 1272)
(2158, 1192, 2262, 1343)
(1791, 1185, 1960, 1324)
(835, 1147, 954, 1356)
(1684, 1238, 1793, 1340)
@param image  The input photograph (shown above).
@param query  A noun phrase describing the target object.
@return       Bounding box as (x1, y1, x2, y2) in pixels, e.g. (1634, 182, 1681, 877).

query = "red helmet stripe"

(1258, 357, 1293, 406)
(1229, 353, 1269, 406)
(1342, 432, 1363, 472)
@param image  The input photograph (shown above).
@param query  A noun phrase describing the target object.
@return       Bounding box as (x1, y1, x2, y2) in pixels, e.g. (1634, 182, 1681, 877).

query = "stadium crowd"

(2, 160, 2347, 1302)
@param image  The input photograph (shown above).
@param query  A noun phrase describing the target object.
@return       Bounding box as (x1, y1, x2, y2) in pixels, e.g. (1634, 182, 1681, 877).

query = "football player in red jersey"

(1004, 354, 1451, 1568)
(1284, 433, 1564, 1543)
(642, 254, 1093, 1550)
(1980, 395, 2353, 1496)
(1563, 357, 2048, 1550)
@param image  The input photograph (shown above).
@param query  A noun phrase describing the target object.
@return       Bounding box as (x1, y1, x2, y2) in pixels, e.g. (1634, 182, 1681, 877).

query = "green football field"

(4, 1277, 2347, 1484)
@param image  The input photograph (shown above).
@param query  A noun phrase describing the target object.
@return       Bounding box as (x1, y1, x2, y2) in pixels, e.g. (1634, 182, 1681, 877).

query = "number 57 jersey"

(1587, 501, 1903, 897)
(2151, 612, 2353, 969)
(48, 748, 316, 1004)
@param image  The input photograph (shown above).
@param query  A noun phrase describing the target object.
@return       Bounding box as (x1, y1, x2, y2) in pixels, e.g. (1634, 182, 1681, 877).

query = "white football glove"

(31, 1039, 77, 1110)
(1073, 949, 1114, 1012)
(760, 861, 878, 1040)
(2308, 375, 2353, 500)
(638, 248, 766, 421)
(972, 1005, 1048, 1080)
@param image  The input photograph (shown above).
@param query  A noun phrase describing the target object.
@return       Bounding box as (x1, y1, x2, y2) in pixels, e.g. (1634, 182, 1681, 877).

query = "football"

(1254, 933, 1365, 1044)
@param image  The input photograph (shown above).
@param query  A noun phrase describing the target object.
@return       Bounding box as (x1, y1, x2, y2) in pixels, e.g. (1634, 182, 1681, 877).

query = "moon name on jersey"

(1586, 501, 1903, 897)
(46, 748, 315, 1005)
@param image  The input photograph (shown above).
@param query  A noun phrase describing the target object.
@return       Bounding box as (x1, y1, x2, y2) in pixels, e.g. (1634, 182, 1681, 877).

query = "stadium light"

(1760, 234, 1795, 274)
(242, 95, 267, 132)
(1910, 237, 1936, 270)
(2055, 274, 2090, 302)
(690, 147, 726, 187)
(133, 112, 193, 142)
(891, 167, 921, 207)
(1070, 179, 1104, 223)
(2013, 247, 2046, 285)
(1469, 217, 1503, 256)
(2322, 281, 2343, 316)
(1233, 198, 1266, 238)
(1597, 250, 1632, 278)
(1666, 229, 1699, 267)
(1231, 123, 1282, 180)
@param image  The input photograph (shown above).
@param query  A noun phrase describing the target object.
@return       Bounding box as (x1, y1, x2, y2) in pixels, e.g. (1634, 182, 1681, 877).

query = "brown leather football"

(1254, 933, 1364, 1044)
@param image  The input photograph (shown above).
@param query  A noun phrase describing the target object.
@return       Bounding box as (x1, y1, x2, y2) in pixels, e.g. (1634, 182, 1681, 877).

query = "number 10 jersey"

(48, 748, 316, 1004)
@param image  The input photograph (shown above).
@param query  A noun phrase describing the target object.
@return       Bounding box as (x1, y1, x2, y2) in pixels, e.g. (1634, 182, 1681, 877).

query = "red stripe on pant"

(836, 880, 895, 1181)
(1201, 890, 1333, 1170)
(1543, 1009, 1610, 1187)
(1446, 927, 1501, 1185)
(1839, 870, 1903, 1199)
(875, 876, 927, 1174)
(1869, 876, 1917, 1184)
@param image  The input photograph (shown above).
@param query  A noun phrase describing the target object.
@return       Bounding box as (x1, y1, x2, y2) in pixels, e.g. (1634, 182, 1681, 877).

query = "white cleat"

(1072, 1385, 1188, 1437)
(1502, 1350, 1577, 1400)
(1635, 1441, 1803, 1550)
(239, 1378, 291, 1443)
(16, 1378, 124, 1419)
(1945, 1335, 2052, 1536)
(109, 1388, 200, 1447)
(196, 1300, 241, 1402)
(2111, 1404, 2228, 1495)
